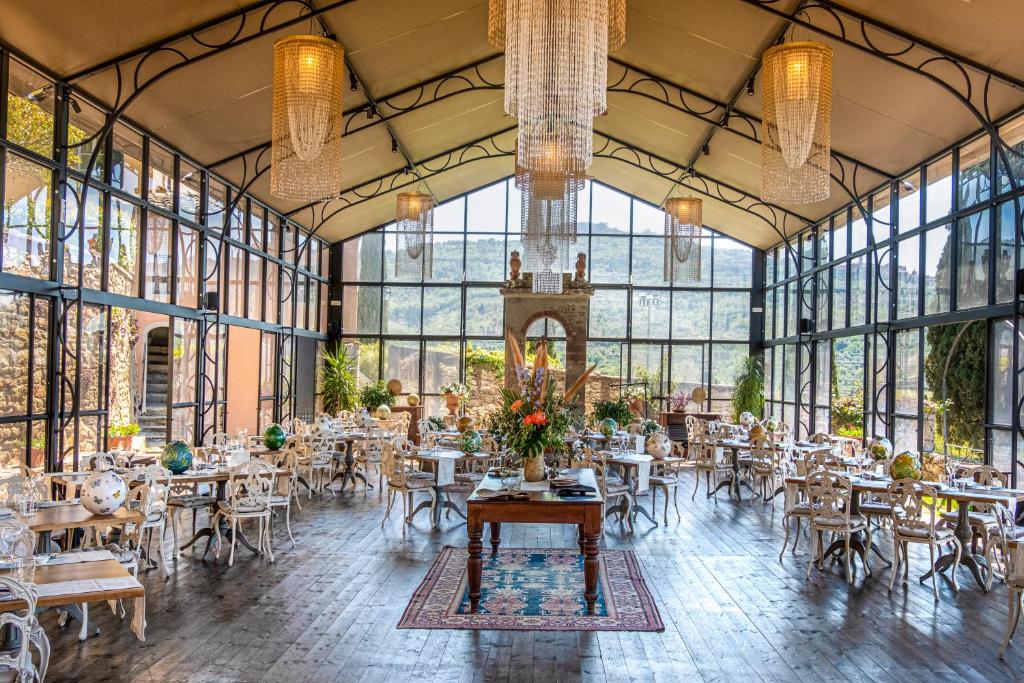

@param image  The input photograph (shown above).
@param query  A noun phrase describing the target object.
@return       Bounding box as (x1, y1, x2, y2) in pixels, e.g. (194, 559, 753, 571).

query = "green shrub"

(359, 381, 397, 411)
(592, 399, 633, 427)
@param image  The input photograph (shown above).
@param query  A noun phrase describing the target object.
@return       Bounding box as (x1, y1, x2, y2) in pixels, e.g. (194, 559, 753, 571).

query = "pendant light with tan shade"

(662, 195, 702, 283)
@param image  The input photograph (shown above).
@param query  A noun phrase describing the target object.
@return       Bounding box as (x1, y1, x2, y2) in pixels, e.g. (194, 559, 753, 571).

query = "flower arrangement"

(359, 381, 397, 411)
(495, 331, 595, 480)
(438, 381, 471, 403)
(669, 390, 691, 412)
(638, 418, 662, 437)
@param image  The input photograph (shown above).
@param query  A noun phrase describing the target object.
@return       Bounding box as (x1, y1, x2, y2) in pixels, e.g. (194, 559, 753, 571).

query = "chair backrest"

(417, 419, 435, 438)
(391, 436, 415, 455)
(886, 478, 939, 536)
(671, 440, 687, 460)
(81, 452, 116, 472)
(969, 464, 1007, 487)
(805, 470, 852, 522)
(129, 465, 172, 517)
(780, 460, 801, 512)
(479, 436, 500, 455)
(690, 437, 717, 466)
(0, 576, 43, 679)
(379, 441, 407, 484)
(684, 415, 705, 442)
(808, 432, 831, 445)
(750, 438, 779, 472)
(227, 460, 275, 511)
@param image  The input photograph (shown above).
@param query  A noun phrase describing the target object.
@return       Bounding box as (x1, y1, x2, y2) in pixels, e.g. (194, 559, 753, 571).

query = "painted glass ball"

(374, 404, 391, 420)
(406, 393, 420, 407)
(356, 408, 374, 428)
(890, 451, 922, 481)
(738, 412, 755, 430)
(867, 436, 893, 461)
(599, 418, 618, 438)
(748, 423, 766, 443)
(456, 416, 474, 433)
(81, 469, 128, 515)
(161, 440, 194, 475)
(646, 432, 672, 459)
(459, 429, 483, 454)
(263, 423, 287, 451)
(762, 416, 779, 433)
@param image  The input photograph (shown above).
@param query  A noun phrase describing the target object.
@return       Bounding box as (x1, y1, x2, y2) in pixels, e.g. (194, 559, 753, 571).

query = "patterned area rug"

(398, 546, 664, 631)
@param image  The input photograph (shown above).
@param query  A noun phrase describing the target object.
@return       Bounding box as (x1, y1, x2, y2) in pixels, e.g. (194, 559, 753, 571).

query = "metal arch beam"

(607, 56, 893, 181)
(205, 53, 503, 169)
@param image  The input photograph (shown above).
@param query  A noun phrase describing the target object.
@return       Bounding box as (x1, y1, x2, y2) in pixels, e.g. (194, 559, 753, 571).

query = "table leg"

(490, 522, 501, 555)
(632, 498, 659, 527)
(577, 523, 585, 554)
(583, 509, 602, 615)
(467, 515, 484, 613)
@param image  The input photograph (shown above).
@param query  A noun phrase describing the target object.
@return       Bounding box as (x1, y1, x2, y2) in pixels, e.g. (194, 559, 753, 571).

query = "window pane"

(956, 209, 989, 310)
(712, 291, 749, 341)
(998, 113, 1024, 194)
(850, 208, 867, 253)
(0, 292, 31, 418)
(589, 236, 629, 283)
(342, 233, 382, 282)
(207, 178, 227, 232)
(382, 286, 420, 334)
(62, 180, 102, 288)
(342, 285, 379, 334)
(3, 153, 52, 280)
(590, 183, 630, 235)
(422, 287, 461, 336)
(711, 344, 746, 401)
(897, 236, 920, 318)
(264, 263, 279, 324)
(849, 256, 867, 327)
(227, 246, 245, 316)
(383, 340, 420, 395)
(7, 60, 54, 158)
(831, 263, 847, 329)
(466, 183, 506, 232)
(832, 214, 847, 259)
(670, 344, 707, 395)
(925, 154, 953, 224)
(996, 200, 1016, 304)
(148, 144, 175, 208)
(108, 198, 140, 296)
(425, 233, 464, 283)
(465, 287, 503, 336)
(630, 237, 663, 286)
(924, 224, 951, 314)
(247, 254, 263, 319)
(631, 290, 669, 339)
(713, 238, 752, 287)
(434, 196, 465, 231)
(632, 200, 662, 236)
(143, 213, 172, 302)
(465, 234, 505, 281)
(344, 338, 379, 386)
(958, 135, 990, 210)
(176, 225, 198, 308)
(894, 330, 919, 414)
(584, 288, 625, 338)
(111, 123, 142, 197)
(898, 172, 921, 233)
(179, 161, 201, 224)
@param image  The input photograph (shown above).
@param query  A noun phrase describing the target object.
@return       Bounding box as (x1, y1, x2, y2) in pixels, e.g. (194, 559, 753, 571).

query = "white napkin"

(47, 550, 115, 566)
(521, 480, 551, 492)
(636, 459, 651, 493)
(436, 457, 455, 487)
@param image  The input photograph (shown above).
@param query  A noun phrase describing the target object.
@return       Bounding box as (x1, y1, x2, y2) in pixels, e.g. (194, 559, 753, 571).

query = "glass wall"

(763, 114, 1024, 485)
(339, 178, 755, 418)
(0, 52, 328, 471)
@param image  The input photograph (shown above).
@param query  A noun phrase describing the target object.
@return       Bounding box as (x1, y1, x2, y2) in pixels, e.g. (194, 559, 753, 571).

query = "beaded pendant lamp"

(270, 35, 345, 202)
(760, 41, 833, 204)
(395, 191, 435, 279)
(662, 196, 702, 283)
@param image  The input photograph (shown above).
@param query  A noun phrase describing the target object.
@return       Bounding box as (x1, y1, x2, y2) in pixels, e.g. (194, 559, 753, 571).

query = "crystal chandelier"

(760, 41, 832, 204)
(395, 191, 434, 279)
(663, 196, 702, 283)
(518, 166, 583, 294)
(270, 35, 345, 202)
(488, 0, 626, 51)
(501, 0, 612, 178)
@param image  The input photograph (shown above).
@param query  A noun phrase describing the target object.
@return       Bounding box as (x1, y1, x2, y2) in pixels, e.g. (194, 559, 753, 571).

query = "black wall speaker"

(203, 291, 219, 312)
(798, 317, 814, 334)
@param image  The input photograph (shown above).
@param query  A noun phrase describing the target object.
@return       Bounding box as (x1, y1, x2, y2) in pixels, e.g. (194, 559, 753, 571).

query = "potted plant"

(438, 381, 470, 416)
(591, 399, 633, 430)
(495, 332, 595, 481)
(359, 381, 397, 412)
(731, 355, 765, 423)
(108, 423, 143, 451)
(624, 385, 646, 418)
(321, 344, 358, 415)
(669, 390, 691, 413)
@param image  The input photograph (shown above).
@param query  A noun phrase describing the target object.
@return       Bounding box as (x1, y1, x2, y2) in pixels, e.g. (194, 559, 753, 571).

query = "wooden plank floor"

(40, 470, 1024, 682)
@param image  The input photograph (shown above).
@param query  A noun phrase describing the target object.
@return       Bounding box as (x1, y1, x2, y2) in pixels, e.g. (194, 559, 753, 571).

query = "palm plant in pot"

(731, 355, 765, 423)
(321, 344, 358, 415)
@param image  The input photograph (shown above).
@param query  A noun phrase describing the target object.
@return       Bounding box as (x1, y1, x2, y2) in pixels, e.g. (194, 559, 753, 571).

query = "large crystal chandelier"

(760, 41, 832, 204)
(489, 0, 626, 51)
(270, 35, 345, 202)
(502, 0, 611, 177)
(663, 196, 702, 283)
(395, 191, 434, 279)
(517, 159, 583, 294)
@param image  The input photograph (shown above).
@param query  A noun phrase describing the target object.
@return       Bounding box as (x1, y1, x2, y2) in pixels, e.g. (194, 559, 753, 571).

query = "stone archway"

(501, 254, 593, 407)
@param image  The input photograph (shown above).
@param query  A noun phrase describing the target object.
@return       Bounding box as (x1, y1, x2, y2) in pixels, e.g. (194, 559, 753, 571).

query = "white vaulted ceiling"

(2, 0, 1022, 248)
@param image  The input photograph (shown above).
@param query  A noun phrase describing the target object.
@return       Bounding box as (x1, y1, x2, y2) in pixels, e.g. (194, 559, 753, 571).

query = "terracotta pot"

(522, 454, 546, 482)
(444, 393, 460, 416)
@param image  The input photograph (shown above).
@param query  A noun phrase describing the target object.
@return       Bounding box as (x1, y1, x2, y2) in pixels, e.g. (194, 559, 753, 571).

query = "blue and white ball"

(81, 469, 128, 515)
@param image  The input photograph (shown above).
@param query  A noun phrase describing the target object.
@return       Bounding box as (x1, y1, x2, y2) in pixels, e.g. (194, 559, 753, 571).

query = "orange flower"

(523, 410, 547, 427)
(510, 399, 523, 412)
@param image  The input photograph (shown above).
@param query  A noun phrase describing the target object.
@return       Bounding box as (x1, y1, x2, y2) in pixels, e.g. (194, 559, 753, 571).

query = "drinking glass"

(12, 555, 35, 584)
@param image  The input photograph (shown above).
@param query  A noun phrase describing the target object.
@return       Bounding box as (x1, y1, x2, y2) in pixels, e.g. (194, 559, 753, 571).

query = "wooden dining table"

(786, 473, 1024, 590)
(12, 500, 145, 552)
(408, 448, 494, 526)
(466, 468, 604, 614)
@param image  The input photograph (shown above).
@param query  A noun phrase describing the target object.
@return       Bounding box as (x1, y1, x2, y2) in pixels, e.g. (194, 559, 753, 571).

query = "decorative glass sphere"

(406, 393, 420, 407)
(738, 412, 755, 430)
(459, 429, 483, 454)
(374, 404, 391, 420)
(161, 440, 194, 475)
(81, 469, 128, 515)
(748, 423, 766, 443)
(263, 423, 287, 451)
(867, 436, 893, 461)
(356, 408, 374, 428)
(890, 451, 922, 480)
(599, 418, 618, 438)
(762, 416, 779, 433)
(456, 416, 474, 433)
(646, 432, 672, 459)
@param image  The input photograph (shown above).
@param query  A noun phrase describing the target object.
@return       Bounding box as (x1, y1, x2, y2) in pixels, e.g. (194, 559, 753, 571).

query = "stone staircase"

(139, 330, 168, 447)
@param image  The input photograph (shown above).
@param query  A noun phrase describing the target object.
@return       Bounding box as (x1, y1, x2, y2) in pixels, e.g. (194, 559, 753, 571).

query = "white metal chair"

(127, 464, 172, 576)
(806, 470, 868, 584)
(887, 478, 962, 600)
(304, 437, 336, 498)
(212, 460, 276, 566)
(778, 460, 813, 561)
(267, 450, 299, 548)
(380, 441, 436, 535)
(0, 576, 49, 682)
(996, 505, 1023, 658)
(691, 436, 732, 501)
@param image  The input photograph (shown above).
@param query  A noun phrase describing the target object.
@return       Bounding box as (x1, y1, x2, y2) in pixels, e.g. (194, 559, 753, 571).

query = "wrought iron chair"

(996, 505, 1023, 658)
(806, 470, 868, 584)
(380, 441, 436, 535)
(126, 464, 172, 576)
(212, 460, 276, 566)
(940, 464, 1006, 562)
(778, 460, 813, 561)
(887, 478, 961, 600)
(267, 449, 299, 548)
(0, 576, 49, 682)
(690, 436, 732, 501)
